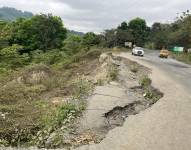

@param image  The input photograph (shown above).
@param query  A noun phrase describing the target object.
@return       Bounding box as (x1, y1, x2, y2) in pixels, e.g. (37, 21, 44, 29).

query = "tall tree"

(118, 21, 128, 30)
(7, 14, 67, 51)
(82, 32, 101, 48)
(128, 18, 149, 46)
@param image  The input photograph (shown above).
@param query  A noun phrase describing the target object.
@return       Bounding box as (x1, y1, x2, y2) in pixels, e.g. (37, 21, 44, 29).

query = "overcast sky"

(0, 0, 190, 32)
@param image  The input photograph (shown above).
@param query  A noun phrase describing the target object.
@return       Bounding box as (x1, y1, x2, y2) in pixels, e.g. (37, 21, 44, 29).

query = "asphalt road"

(75, 51, 191, 150)
(135, 50, 191, 93)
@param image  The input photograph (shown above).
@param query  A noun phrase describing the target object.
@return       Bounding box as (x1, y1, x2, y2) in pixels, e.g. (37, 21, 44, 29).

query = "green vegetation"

(32, 78, 93, 148)
(0, 12, 103, 147)
(102, 11, 191, 63)
(139, 75, 152, 88)
(0, 7, 190, 147)
(139, 75, 162, 103)
(103, 18, 149, 47)
(171, 52, 191, 64)
(6, 14, 67, 51)
(0, 44, 29, 69)
(0, 48, 100, 147)
(103, 10, 191, 55)
(149, 10, 191, 50)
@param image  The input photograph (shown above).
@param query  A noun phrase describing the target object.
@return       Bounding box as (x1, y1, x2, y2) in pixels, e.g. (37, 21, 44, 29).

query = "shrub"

(0, 44, 30, 68)
(63, 35, 82, 55)
(31, 49, 67, 65)
(8, 14, 67, 51)
(55, 104, 77, 126)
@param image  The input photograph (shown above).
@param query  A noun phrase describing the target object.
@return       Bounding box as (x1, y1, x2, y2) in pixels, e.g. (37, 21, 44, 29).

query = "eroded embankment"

(70, 54, 164, 149)
(0, 53, 164, 150)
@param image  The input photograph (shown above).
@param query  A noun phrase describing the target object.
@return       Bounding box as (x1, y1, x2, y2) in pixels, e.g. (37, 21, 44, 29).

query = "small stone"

(143, 93, 147, 97)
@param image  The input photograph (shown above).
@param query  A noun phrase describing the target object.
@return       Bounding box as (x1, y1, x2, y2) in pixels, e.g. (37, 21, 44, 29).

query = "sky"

(0, 0, 190, 33)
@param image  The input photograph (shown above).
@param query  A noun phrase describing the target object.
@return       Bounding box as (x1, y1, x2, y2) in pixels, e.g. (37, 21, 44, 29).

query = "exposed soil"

(0, 53, 164, 149)
(105, 86, 163, 129)
(62, 55, 164, 149)
(104, 57, 163, 130)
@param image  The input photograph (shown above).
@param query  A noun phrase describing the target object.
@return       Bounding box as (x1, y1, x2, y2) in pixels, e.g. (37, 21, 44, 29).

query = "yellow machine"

(159, 49, 169, 58)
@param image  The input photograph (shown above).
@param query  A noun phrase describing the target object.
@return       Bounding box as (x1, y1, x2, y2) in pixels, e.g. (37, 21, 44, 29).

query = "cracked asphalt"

(2, 51, 191, 150)
(74, 51, 191, 150)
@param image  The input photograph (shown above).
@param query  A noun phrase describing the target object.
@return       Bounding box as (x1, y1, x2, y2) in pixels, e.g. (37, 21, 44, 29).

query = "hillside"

(67, 30, 84, 37)
(0, 7, 33, 21)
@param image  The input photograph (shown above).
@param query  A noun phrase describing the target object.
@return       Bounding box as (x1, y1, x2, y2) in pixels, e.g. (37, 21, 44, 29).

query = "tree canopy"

(128, 18, 149, 46)
(4, 14, 67, 52)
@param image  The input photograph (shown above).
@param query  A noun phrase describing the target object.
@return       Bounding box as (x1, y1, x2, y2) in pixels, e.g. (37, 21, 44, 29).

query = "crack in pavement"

(93, 93, 122, 98)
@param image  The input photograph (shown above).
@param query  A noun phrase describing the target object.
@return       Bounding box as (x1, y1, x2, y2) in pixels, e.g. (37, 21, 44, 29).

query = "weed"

(107, 64, 118, 81)
(72, 77, 94, 100)
(143, 88, 163, 104)
(56, 104, 77, 125)
(139, 75, 152, 88)
(139, 75, 163, 104)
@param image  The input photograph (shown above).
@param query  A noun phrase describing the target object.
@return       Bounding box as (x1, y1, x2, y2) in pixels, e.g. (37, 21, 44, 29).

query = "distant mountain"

(67, 30, 84, 37)
(0, 7, 33, 21)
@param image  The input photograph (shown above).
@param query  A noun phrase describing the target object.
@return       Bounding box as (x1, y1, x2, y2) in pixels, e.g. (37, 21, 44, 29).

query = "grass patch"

(171, 52, 191, 64)
(0, 48, 100, 148)
(32, 78, 94, 148)
(0, 76, 94, 147)
(139, 75, 163, 104)
(139, 75, 152, 88)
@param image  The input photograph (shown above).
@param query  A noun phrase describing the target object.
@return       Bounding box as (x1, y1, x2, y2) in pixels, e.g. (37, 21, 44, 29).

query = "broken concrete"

(74, 52, 191, 150)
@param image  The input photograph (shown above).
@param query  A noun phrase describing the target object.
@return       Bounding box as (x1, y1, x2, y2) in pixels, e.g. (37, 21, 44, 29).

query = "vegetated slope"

(0, 12, 104, 147)
(0, 48, 103, 147)
(0, 7, 33, 21)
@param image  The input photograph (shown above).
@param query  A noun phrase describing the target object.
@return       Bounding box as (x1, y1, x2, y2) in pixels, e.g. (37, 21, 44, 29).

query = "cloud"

(0, 0, 190, 32)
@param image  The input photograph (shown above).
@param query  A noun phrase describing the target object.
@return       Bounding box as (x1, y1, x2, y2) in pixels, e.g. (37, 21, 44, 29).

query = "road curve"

(3, 51, 191, 150)
(75, 51, 191, 150)
(137, 50, 191, 93)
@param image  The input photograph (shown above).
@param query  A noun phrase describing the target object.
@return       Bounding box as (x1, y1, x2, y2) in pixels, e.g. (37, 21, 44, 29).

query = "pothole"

(105, 101, 142, 128)
(105, 86, 163, 129)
